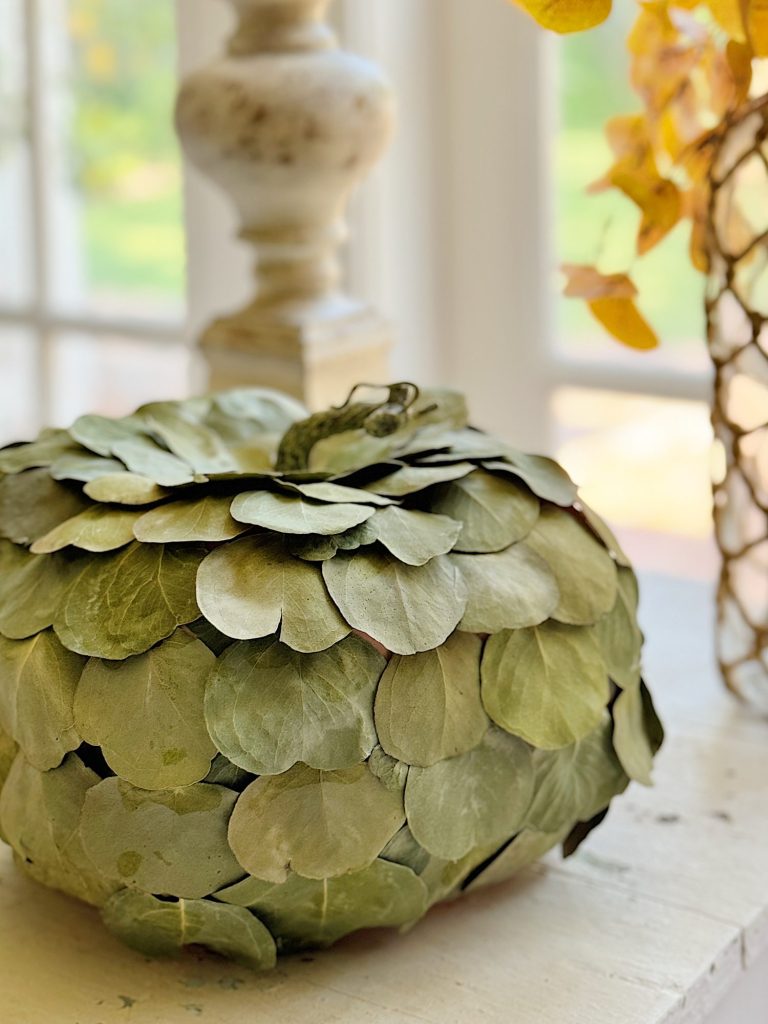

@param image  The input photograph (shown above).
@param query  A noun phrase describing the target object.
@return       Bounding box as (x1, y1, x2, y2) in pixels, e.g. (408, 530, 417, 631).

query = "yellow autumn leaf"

(510, 0, 612, 33)
(588, 297, 660, 351)
(562, 266, 659, 351)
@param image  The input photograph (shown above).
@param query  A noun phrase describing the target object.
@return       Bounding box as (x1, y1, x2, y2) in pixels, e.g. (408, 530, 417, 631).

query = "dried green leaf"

(379, 825, 431, 874)
(282, 481, 393, 506)
(375, 633, 488, 766)
(54, 543, 203, 659)
(323, 549, 467, 655)
(204, 753, 254, 789)
(69, 414, 144, 457)
(215, 859, 427, 951)
(84, 473, 170, 506)
(483, 454, 578, 507)
(111, 436, 195, 487)
(365, 462, 475, 498)
(0, 753, 118, 905)
(428, 471, 539, 553)
(406, 429, 510, 463)
(49, 453, 125, 483)
(228, 764, 405, 883)
(0, 431, 80, 474)
(595, 568, 643, 689)
(79, 778, 242, 898)
(362, 507, 462, 566)
(524, 715, 627, 832)
(0, 726, 16, 791)
(197, 535, 349, 652)
(0, 469, 90, 545)
(138, 403, 237, 475)
(74, 631, 216, 788)
(101, 890, 276, 970)
(481, 622, 610, 749)
(526, 507, 618, 624)
(465, 828, 571, 892)
(133, 496, 248, 544)
(612, 684, 656, 786)
(209, 387, 307, 437)
(453, 542, 559, 632)
(0, 540, 74, 640)
(579, 501, 631, 566)
(205, 635, 384, 775)
(231, 490, 375, 536)
(0, 630, 84, 770)
(31, 506, 140, 554)
(404, 728, 534, 860)
(367, 746, 410, 794)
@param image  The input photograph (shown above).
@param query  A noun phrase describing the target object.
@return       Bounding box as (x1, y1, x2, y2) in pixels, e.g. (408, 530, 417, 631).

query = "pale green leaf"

(197, 536, 350, 652)
(133, 496, 249, 544)
(74, 630, 216, 788)
(595, 568, 643, 689)
(452, 542, 559, 632)
(0, 726, 17, 791)
(375, 633, 488, 766)
(138, 403, 238, 475)
(526, 507, 618, 624)
(204, 753, 254, 789)
(111, 436, 195, 487)
(49, 453, 124, 483)
(322, 549, 467, 655)
(101, 889, 277, 970)
(379, 825, 431, 874)
(228, 764, 405, 883)
(0, 469, 91, 545)
(367, 746, 409, 795)
(0, 752, 118, 906)
(365, 462, 475, 498)
(579, 501, 631, 566)
(404, 728, 534, 860)
(0, 630, 84, 770)
(231, 490, 375, 536)
(31, 506, 141, 554)
(79, 778, 242, 898)
(205, 635, 384, 775)
(54, 543, 203, 659)
(0, 540, 74, 640)
(69, 413, 145, 458)
(308, 431, 397, 475)
(282, 481, 393, 506)
(612, 685, 655, 786)
(0, 431, 80, 473)
(364, 507, 462, 566)
(466, 828, 571, 892)
(428, 471, 539, 553)
(215, 859, 427, 951)
(405, 429, 510, 462)
(483, 454, 578, 507)
(481, 622, 610, 749)
(84, 473, 170, 506)
(524, 715, 627, 832)
(210, 387, 307, 437)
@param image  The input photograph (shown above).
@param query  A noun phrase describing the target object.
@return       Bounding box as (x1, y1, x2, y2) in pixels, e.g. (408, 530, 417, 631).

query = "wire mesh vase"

(707, 98, 768, 709)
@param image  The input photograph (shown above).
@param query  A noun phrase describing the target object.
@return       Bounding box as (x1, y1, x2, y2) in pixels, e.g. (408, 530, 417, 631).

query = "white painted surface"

(0, 572, 766, 1022)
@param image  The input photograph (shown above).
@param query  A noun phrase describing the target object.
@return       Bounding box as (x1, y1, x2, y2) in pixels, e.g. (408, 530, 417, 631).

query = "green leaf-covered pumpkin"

(0, 383, 662, 968)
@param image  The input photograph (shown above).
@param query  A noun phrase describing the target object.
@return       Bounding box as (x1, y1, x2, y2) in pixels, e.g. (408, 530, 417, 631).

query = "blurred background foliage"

(66, 0, 184, 301)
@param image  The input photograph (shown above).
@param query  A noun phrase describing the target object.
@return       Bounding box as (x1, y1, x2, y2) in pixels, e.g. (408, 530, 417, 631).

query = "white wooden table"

(1, 574, 766, 1024)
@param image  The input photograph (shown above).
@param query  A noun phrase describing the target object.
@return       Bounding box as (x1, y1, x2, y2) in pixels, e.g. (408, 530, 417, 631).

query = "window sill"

(0, 574, 765, 1022)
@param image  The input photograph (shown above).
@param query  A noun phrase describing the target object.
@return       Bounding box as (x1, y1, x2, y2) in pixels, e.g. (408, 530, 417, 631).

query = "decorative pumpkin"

(0, 383, 661, 969)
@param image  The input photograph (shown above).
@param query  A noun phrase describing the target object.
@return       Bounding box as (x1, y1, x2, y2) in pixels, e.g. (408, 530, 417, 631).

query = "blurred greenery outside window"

(554, 17, 714, 557)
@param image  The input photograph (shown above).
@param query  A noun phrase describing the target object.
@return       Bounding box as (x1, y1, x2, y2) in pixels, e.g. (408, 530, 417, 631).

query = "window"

(0, 0, 192, 445)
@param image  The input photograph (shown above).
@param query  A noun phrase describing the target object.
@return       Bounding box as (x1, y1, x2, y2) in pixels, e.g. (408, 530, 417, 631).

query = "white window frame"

(3, 0, 187, 434)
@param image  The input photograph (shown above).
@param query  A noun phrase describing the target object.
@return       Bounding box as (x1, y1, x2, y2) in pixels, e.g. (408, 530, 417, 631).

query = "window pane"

(44, 0, 185, 323)
(0, 0, 34, 307)
(0, 329, 39, 443)
(555, 17, 708, 375)
(553, 387, 717, 577)
(50, 333, 193, 426)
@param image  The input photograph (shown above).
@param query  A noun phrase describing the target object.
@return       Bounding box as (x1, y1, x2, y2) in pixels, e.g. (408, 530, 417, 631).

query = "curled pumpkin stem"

(275, 382, 422, 472)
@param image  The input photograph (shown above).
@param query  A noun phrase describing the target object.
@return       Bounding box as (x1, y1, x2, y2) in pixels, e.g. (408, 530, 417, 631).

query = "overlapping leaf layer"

(0, 385, 661, 969)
